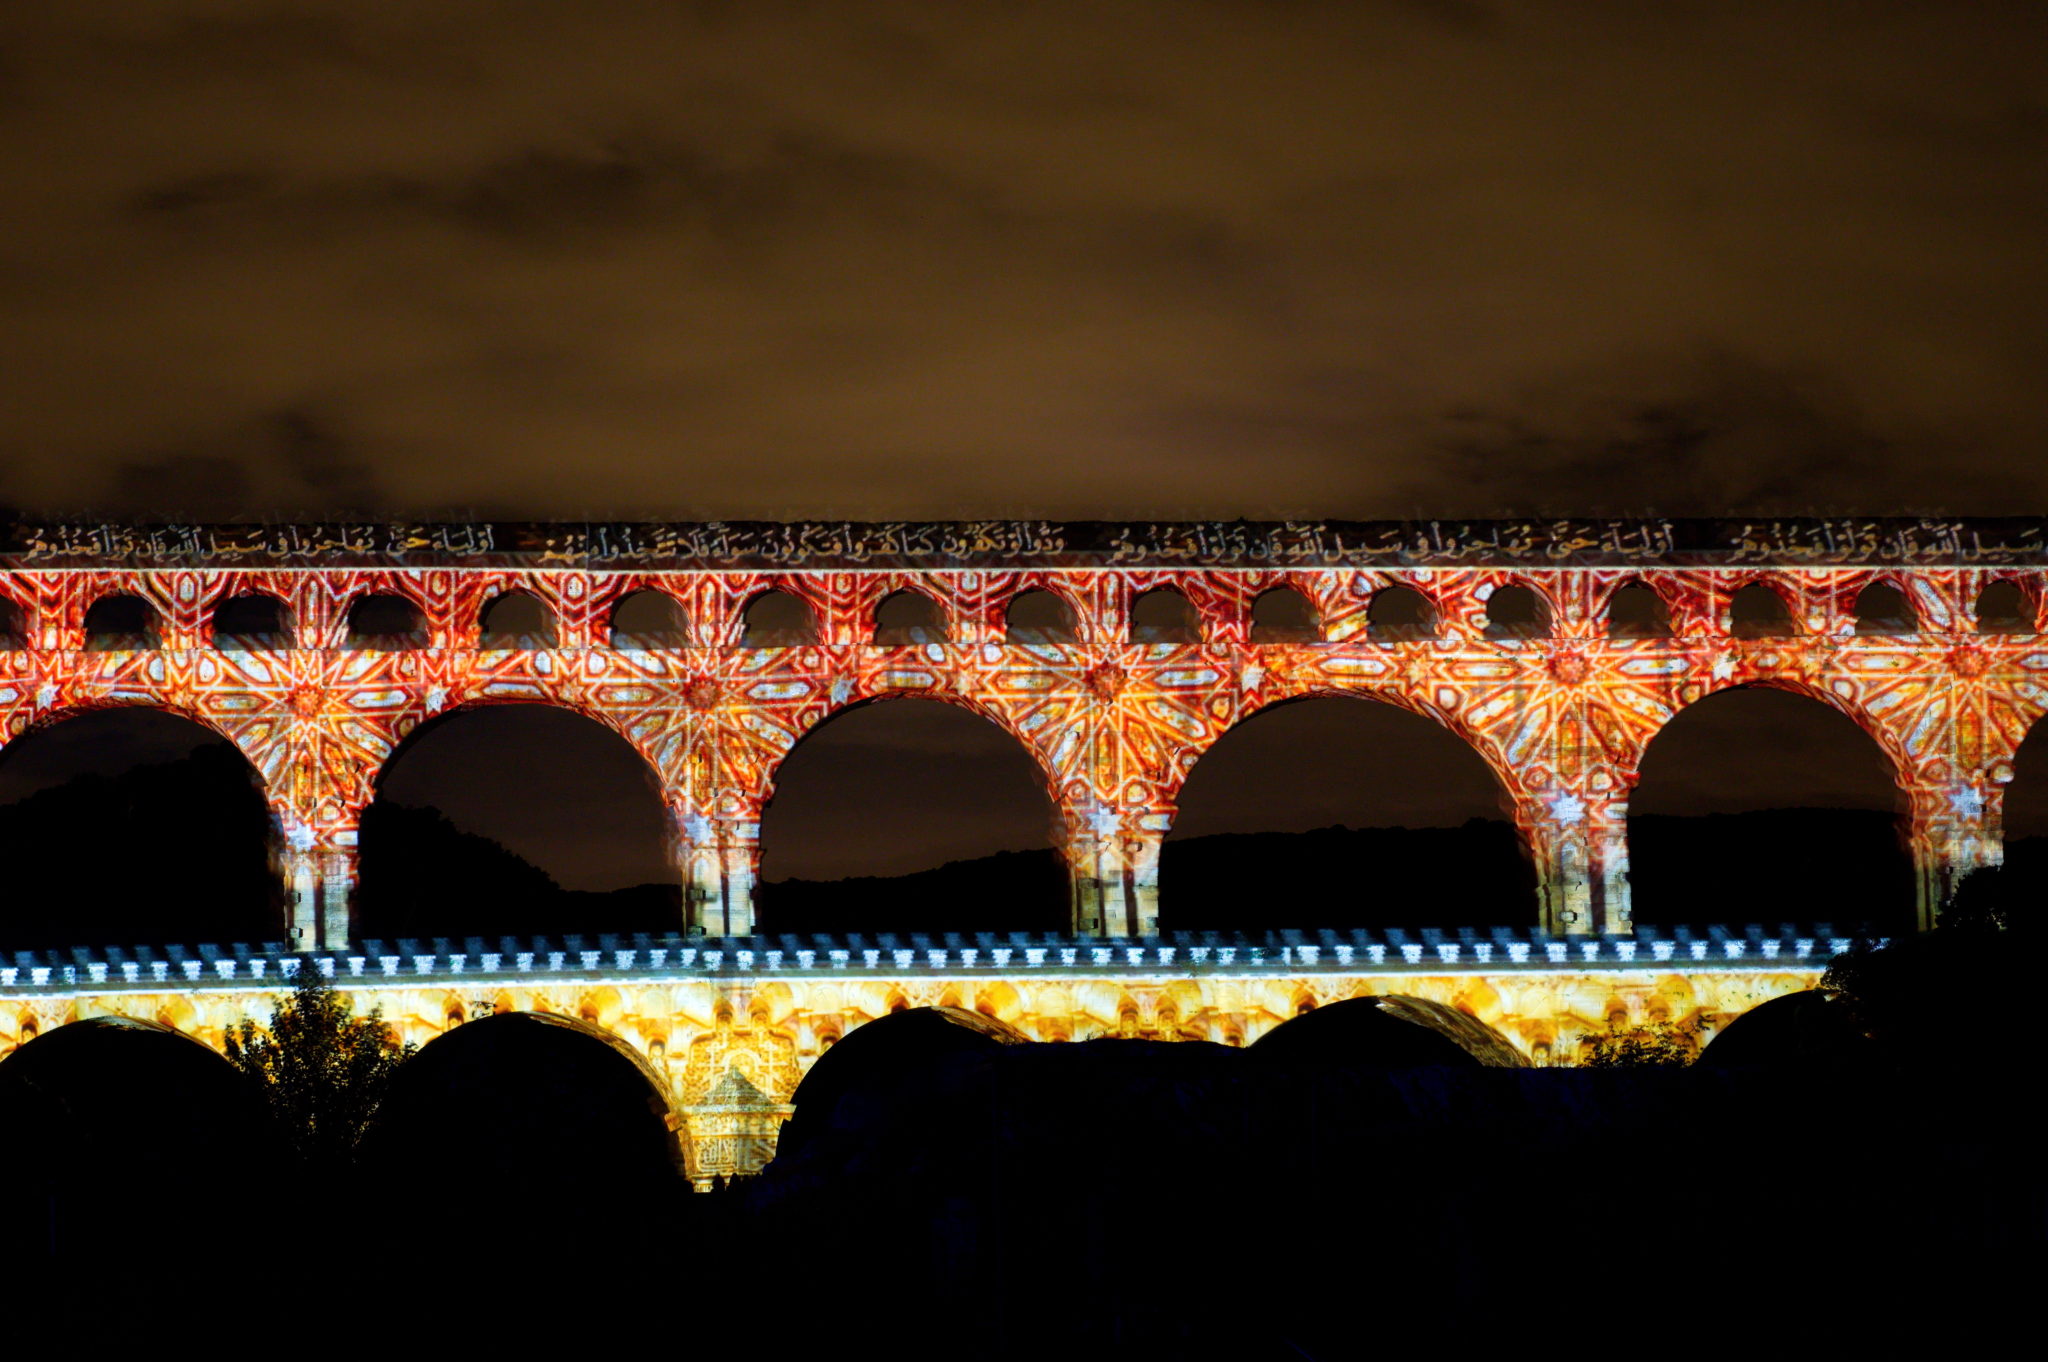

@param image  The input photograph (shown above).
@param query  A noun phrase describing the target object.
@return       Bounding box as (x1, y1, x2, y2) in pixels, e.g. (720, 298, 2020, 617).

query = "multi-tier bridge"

(1, 515, 2039, 1178)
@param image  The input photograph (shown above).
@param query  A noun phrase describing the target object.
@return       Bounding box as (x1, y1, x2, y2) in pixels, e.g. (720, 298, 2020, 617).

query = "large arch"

(1627, 686, 1913, 931)
(0, 1017, 288, 1308)
(1158, 694, 1536, 932)
(756, 697, 1065, 936)
(0, 707, 285, 949)
(361, 1009, 682, 1188)
(357, 702, 678, 942)
(354, 1008, 693, 1311)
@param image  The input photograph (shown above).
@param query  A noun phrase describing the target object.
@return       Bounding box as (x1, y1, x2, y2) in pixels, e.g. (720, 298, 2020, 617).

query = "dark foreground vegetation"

(3, 878, 2042, 1354)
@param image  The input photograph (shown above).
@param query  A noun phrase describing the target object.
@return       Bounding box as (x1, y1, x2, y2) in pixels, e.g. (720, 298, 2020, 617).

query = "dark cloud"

(1406, 351, 2009, 517)
(106, 407, 382, 518)
(2, 1, 2044, 519)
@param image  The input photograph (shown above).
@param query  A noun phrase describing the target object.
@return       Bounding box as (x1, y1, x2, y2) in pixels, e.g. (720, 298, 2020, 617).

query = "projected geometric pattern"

(2, 519, 2043, 948)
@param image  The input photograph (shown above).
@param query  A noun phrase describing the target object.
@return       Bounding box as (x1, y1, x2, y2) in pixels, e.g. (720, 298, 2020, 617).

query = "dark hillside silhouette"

(760, 846, 1070, 935)
(0, 742, 284, 950)
(1160, 819, 1537, 930)
(355, 800, 681, 941)
(1993, 832, 2048, 905)
(766, 810, 1917, 937)
(1628, 807, 1914, 929)
(741, 1021, 2028, 1353)
(0, 751, 1924, 951)
(766, 822, 1541, 936)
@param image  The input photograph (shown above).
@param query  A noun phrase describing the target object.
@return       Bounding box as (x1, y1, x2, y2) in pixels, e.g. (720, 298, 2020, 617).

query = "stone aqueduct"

(2, 516, 2042, 1178)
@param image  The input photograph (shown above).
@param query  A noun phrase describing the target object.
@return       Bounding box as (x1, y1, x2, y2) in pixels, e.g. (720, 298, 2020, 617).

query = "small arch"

(1130, 588, 1201, 644)
(873, 589, 948, 646)
(478, 591, 557, 650)
(211, 594, 294, 651)
(740, 590, 817, 647)
(1367, 584, 1435, 642)
(1605, 582, 1673, 639)
(609, 590, 689, 649)
(1974, 580, 2032, 634)
(346, 594, 428, 651)
(1005, 589, 1077, 645)
(1728, 582, 1797, 639)
(1852, 581, 1917, 636)
(83, 594, 160, 651)
(1249, 587, 1321, 644)
(1483, 584, 1551, 640)
(0, 599, 25, 650)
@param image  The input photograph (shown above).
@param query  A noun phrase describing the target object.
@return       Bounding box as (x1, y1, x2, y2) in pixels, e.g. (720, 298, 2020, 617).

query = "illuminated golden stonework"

(0, 946, 1827, 1181)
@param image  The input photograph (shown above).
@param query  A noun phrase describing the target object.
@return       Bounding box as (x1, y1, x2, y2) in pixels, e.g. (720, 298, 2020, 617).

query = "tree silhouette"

(225, 963, 413, 1172)
(1581, 1016, 1696, 1067)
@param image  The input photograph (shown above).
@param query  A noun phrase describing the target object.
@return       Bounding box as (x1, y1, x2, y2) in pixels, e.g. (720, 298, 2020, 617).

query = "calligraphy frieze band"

(7, 516, 2043, 571)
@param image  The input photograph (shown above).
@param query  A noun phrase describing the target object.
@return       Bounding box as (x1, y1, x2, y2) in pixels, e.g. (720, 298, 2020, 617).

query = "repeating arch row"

(5, 559, 2043, 947)
(7, 568, 2047, 654)
(0, 658, 2002, 948)
(0, 972, 1834, 1114)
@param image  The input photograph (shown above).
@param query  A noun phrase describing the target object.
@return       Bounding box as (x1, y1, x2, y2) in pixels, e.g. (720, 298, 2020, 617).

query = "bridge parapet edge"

(0, 925, 1858, 996)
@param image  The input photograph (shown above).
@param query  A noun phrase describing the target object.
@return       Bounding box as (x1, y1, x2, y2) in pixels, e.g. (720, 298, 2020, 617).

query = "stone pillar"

(678, 809, 758, 937)
(281, 838, 357, 951)
(283, 841, 321, 946)
(320, 845, 357, 950)
(1522, 790, 1633, 936)
(1063, 797, 1165, 937)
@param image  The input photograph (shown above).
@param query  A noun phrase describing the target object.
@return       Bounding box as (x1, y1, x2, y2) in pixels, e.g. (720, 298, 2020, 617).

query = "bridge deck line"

(0, 924, 1859, 995)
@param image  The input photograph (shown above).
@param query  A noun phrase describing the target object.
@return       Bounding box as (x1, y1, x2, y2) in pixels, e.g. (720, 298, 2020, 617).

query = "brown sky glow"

(4, 2, 2044, 521)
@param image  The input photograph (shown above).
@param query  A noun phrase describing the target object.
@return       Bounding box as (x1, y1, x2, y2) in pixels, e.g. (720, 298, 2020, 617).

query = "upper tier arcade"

(3, 515, 2044, 949)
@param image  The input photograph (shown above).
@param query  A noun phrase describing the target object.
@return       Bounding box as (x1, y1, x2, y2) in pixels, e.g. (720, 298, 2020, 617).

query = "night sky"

(5, 3, 2045, 519)
(3, 4, 2044, 892)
